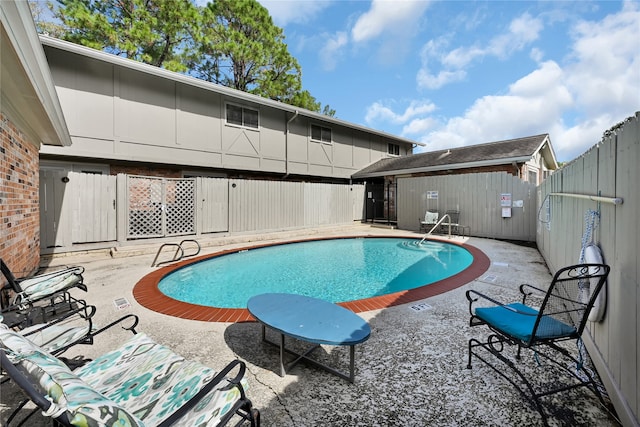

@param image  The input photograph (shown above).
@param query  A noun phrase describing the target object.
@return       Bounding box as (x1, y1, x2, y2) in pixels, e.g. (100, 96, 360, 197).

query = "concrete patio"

(0, 224, 621, 426)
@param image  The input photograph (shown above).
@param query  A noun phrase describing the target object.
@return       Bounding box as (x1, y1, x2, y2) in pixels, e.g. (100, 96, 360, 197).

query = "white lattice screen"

(127, 176, 195, 238)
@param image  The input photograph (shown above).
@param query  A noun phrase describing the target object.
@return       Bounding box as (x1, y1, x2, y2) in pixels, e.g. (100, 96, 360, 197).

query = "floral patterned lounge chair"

(0, 327, 259, 426)
(1, 258, 86, 309)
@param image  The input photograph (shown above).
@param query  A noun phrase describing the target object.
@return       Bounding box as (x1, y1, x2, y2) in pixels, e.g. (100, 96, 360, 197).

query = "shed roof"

(352, 134, 558, 179)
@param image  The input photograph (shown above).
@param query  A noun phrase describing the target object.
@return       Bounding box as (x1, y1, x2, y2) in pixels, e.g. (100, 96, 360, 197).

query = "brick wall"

(0, 113, 40, 279)
(110, 164, 181, 178)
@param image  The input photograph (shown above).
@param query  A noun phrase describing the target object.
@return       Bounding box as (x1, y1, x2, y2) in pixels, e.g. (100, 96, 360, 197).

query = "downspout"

(285, 110, 299, 179)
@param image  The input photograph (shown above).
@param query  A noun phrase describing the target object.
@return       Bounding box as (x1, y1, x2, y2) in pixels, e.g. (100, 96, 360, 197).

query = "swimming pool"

(133, 236, 490, 322)
(159, 238, 472, 308)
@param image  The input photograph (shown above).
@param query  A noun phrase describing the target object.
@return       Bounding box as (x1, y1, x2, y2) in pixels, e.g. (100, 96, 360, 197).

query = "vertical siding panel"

(397, 172, 536, 240)
(612, 120, 639, 418)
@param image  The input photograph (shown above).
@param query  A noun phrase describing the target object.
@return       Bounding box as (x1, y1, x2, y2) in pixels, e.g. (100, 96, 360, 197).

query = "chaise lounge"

(1, 259, 86, 309)
(0, 327, 260, 426)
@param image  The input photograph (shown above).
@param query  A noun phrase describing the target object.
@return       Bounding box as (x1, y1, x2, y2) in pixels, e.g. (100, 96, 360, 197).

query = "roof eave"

(352, 156, 531, 179)
(1, 3, 71, 147)
(537, 134, 559, 169)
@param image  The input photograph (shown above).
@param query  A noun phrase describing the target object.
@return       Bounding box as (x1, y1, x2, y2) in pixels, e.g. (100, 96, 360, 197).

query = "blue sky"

(258, 0, 639, 162)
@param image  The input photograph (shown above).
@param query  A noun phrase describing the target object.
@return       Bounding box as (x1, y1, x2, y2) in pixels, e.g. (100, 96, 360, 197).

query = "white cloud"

(404, 3, 640, 161)
(258, 0, 333, 26)
(530, 47, 544, 62)
(487, 13, 543, 58)
(365, 100, 436, 125)
(351, 0, 431, 43)
(416, 61, 574, 153)
(402, 117, 439, 135)
(319, 32, 348, 71)
(417, 13, 543, 90)
(564, 1, 640, 119)
(416, 69, 466, 90)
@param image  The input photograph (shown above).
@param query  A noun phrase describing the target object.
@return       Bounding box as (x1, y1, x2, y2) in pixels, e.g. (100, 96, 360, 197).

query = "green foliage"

(29, 1, 65, 37)
(194, 0, 300, 98)
(54, 0, 198, 72)
(42, 0, 334, 114)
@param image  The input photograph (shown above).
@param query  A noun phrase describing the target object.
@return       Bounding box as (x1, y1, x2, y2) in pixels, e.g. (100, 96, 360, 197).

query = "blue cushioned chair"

(466, 263, 610, 426)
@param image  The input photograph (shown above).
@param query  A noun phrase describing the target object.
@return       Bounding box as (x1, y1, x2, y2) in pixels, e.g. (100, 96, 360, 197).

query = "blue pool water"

(158, 238, 473, 308)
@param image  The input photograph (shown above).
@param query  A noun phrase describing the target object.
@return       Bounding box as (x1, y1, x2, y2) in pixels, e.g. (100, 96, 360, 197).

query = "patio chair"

(1, 304, 139, 357)
(1, 258, 87, 309)
(0, 327, 260, 427)
(466, 263, 610, 425)
(419, 210, 439, 232)
(438, 209, 460, 234)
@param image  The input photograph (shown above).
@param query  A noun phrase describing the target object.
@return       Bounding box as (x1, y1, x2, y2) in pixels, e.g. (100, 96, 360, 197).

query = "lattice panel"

(127, 176, 163, 238)
(165, 179, 195, 236)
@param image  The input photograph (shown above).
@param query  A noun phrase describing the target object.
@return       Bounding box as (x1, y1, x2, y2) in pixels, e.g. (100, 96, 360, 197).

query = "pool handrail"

(419, 213, 453, 244)
(151, 239, 201, 267)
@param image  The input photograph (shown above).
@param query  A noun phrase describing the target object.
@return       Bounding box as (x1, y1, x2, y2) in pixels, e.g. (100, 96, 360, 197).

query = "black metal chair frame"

(1, 310, 140, 425)
(1, 258, 87, 310)
(466, 263, 610, 425)
(0, 332, 260, 427)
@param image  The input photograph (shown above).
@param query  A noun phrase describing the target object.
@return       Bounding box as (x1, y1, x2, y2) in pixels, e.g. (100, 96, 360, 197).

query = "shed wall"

(397, 172, 537, 241)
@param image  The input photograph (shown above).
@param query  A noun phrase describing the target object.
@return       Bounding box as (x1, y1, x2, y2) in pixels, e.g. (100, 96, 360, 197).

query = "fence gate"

(127, 176, 196, 239)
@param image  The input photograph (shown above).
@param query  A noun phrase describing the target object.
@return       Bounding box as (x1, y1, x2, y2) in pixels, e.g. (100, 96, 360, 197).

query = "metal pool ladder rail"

(419, 213, 453, 244)
(151, 239, 201, 267)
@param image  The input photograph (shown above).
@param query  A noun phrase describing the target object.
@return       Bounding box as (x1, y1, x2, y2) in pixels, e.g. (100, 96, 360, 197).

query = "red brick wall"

(0, 113, 40, 279)
(110, 165, 181, 178)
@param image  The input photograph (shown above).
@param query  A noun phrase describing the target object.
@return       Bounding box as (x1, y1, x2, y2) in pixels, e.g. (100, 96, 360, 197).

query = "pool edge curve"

(132, 236, 491, 323)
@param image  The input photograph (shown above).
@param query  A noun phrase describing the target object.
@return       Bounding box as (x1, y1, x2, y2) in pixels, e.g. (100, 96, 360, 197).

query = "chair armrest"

(21, 303, 96, 338)
(0, 349, 55, 414)
(90, 314, 139, 337)
(466, 289, 515, 316)
(519, 283, 546, 305)
(157, 359, 248, 427)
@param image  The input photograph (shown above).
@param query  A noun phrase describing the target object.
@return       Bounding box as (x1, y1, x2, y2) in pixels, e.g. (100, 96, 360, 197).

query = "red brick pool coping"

(132, 235, 491, 323)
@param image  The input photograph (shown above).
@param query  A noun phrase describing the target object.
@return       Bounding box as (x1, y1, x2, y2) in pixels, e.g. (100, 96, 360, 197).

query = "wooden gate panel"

(198, 178, 229, 233)
(70, 172, 116, 243)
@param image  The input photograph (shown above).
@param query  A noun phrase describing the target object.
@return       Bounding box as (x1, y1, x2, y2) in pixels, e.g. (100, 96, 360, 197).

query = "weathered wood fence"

(40, 176, 365, 252)
(537, 112, 639, 426)
(397, 172, 537, 241)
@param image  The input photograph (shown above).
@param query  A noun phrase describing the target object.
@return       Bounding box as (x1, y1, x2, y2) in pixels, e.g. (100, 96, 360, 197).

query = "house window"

(226, 104, 259, 129)
(311, 124, 332, 143)
(388, 143, 400, 156)
(528, 170, 538, 184)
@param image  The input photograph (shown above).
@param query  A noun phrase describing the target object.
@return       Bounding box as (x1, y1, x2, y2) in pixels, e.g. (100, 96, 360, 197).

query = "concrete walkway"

(1, 225, 620, 426)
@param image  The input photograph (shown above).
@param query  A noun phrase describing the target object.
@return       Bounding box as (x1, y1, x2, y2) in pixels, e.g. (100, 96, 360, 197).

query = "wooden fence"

(41, 176, 365, 253)
(537, 112, 639, 426)
(397, 172, 537, 241)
